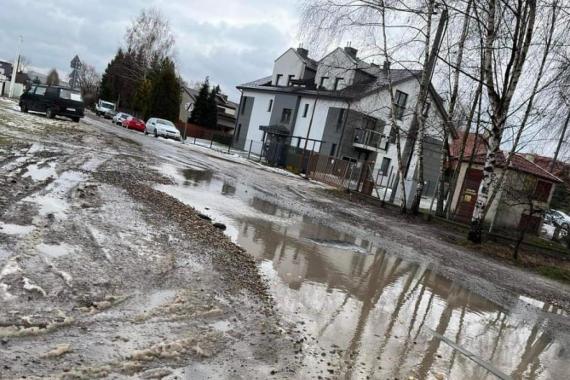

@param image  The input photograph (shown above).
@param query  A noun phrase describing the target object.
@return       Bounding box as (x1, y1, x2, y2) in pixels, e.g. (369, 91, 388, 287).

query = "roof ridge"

(512, 152, 562, 182)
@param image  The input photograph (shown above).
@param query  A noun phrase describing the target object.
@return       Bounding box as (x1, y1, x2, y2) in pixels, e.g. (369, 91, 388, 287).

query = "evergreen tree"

(205, 85, 220, 130)
(46, 69, 60, 86)
(147, 58, 181, 122)
(189, 77, 210, 126)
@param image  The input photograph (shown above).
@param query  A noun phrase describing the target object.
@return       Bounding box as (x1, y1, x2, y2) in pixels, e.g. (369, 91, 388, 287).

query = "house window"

(336, 108, 345, 131)
(241, 97, 247, 115)
(281, 108, 292, 124)
(388, 126, 397, 143)
(330, 143, 337, 157)
(276, 74, 283, 86)
(534, 180, 552, 202)
(380, 157, 391, 175)
(319, 76, 328, 88)
(288, 74, 295, 86)
(334, 77, 344, 91)
(267, 99, 273, 112)
(302, 104, 310, 118)
(35, 86, 47, 96)
(394, 90, 408, 120)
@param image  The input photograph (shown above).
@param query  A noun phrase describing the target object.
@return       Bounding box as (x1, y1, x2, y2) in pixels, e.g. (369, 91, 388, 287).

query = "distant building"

(234, 46, 453, 202)
(449, 133, 562, 233)
(179, 86, 238, 134)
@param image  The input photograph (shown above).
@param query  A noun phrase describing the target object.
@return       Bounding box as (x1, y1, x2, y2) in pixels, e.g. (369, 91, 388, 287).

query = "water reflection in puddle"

(157, 164, 569, 380)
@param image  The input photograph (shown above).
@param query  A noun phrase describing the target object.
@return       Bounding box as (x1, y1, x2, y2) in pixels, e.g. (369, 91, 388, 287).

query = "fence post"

(210, 135, 214, 149)
(227, 139, 231, 154)
(248, 140, 253, 159)
(193, 136, 197, 144)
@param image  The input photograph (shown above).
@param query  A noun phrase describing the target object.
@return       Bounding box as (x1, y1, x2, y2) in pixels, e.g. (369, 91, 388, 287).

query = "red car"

(122, 116, 146, 132)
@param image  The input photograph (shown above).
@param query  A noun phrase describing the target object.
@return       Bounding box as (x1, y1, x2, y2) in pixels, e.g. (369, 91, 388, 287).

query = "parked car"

(95, 100, 117, 119)
(112, 112, 131, 126)
(122, 116, 145, 132)
(145, 118, 182, 141)
(544, 209, 570, 229)
(19, 85, 84, 122)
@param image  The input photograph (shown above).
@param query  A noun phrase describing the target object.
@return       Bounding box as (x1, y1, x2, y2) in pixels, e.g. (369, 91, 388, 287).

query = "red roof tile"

(450, 132, 562, 183)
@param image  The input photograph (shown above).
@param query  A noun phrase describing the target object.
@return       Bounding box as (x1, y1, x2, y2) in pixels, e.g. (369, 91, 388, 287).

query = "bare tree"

(125, 8, 175, 78)
(46, 69, 60, 86)
(467, 0, 538, 243)
(77, 64, 101, 107)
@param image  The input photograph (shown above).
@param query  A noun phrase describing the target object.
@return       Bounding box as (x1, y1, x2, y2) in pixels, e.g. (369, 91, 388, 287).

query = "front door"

(455, 168, 484, 223)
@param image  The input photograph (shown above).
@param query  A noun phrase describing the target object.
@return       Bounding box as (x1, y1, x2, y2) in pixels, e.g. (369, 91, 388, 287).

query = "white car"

(545, 209, 570, 229)
(145, 118, 182, 141)
(112, 112, 131, 126)
(95, 100, 116, 119)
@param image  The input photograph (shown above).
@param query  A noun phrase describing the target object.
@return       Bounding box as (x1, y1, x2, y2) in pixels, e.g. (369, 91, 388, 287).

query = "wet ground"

(156, 162, 570, 380)
(1, 98, 569, 379)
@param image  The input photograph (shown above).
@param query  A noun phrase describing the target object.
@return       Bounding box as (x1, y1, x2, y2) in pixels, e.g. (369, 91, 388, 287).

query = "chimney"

(344, 46, 358, 59)
(297, 47, 309, 59)
(383, 60, 391, 72)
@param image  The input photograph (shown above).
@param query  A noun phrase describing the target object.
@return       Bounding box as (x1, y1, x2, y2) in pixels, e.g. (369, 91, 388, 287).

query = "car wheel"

(71, 117, 80, 123)
(46, 108, 55, 119)
(20, 104, 28, 113)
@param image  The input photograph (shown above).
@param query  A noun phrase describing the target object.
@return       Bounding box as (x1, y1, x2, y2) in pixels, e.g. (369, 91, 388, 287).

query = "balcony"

(353, 128, 389, 152)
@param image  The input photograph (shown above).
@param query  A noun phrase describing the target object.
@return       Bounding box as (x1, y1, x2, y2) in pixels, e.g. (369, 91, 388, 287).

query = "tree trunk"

(468, 0, 537, 243)
(410, 0, 438, 214)
(551, 109, 570, 172)
(437, 0, 473, 217)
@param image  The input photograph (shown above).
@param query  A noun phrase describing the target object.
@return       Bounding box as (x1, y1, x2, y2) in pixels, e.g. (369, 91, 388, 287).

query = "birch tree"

(467, 0, 538, 243)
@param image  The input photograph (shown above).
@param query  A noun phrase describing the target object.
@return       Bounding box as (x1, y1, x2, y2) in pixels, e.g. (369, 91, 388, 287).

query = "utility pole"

(550, 109, 570, 172)
(9, 35, 23, 98)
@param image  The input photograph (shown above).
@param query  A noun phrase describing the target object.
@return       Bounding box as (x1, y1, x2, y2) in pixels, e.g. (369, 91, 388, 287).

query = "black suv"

(19, 85, 84, 122)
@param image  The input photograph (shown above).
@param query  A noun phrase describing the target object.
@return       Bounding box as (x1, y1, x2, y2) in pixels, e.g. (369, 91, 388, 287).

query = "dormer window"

(334, 77, 344, 91)
(288, 75, 295, 86)
(394, 90, 408, 120)
(319, 76, 328, 88)
(276, 74, 283, 86)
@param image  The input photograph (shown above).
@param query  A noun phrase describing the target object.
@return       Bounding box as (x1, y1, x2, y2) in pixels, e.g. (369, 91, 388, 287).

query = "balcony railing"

(353, 128, 389, 152)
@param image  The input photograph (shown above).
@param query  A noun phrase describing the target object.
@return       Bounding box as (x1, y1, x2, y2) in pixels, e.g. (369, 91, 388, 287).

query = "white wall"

(242, 90, 274, 144)
(272, 49, 305, 86)
(292, 97, 348, 152)
(351, 78, 446, 192)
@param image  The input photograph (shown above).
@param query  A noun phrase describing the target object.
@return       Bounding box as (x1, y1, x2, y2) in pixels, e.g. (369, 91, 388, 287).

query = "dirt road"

(1, 98, 569, 379)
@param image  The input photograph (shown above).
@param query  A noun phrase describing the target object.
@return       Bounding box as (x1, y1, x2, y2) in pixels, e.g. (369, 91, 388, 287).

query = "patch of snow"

(22, 161, 56, 181)
(26, 170, 86, 219)
(22, 277, 47, 296)
(36, 243, 74, 258)
(0, 258, 21, 279)
(0, 222, 35, 236)
(0, 283, 16, 301)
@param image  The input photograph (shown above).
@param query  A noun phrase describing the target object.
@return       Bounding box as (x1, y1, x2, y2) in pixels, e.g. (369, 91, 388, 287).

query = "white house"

(234, 46, 453, 203)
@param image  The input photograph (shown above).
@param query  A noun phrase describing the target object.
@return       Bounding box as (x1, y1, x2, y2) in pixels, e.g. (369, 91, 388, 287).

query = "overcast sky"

(0, 0, 303, 101)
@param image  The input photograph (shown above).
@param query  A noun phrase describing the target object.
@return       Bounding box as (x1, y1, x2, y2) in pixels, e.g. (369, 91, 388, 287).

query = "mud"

(0, 99, 297, 379)
(1, 97, 569, 379)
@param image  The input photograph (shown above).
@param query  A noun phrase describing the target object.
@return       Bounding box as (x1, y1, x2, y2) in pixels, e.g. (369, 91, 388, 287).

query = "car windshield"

(60, 89, 83, 102)
(156, 119, 174, 127)
(101, 102, 115, 110)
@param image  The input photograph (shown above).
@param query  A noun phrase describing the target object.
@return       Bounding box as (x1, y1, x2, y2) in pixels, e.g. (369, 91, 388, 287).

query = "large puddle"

(157, 164, 569, 380)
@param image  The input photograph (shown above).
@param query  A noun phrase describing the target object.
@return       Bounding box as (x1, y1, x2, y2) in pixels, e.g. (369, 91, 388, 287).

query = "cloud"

(0, 0, 301, 100)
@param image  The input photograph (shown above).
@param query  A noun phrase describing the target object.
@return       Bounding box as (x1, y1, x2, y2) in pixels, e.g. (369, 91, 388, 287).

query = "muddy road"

(1, 98, 569, 379)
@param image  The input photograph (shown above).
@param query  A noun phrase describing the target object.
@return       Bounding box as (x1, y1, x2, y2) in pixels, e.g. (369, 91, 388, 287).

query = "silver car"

(112, 112, 131, 126)
(145, 118, 182, 141)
